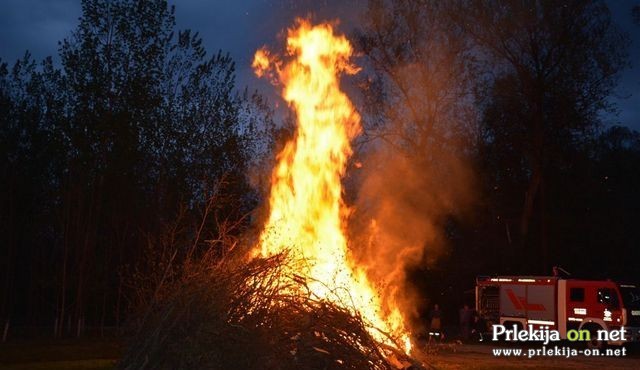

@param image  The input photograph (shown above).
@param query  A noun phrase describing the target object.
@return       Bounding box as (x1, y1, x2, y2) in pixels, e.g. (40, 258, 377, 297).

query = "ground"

(1, 339, 639, 369)
(0, 339, 120, 370)
(421, 343, 640, 370)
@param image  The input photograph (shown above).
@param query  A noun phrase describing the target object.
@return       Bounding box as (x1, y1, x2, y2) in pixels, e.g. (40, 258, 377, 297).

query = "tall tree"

(458, 0, 629, 268)
(355, 0, 478, 157)
(352, 0, 478, 256)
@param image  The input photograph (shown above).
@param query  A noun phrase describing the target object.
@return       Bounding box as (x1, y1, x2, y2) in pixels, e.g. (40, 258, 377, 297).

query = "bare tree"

(456, 0, 629, 266)
(355, 0, 478, 158)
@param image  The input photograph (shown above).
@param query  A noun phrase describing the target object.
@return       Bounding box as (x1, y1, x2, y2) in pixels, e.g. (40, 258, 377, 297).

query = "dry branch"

(119, 249, 426, 370)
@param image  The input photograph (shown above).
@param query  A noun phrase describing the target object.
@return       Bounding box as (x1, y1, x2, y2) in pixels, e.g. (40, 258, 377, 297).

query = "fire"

(252, 19, 411, 353)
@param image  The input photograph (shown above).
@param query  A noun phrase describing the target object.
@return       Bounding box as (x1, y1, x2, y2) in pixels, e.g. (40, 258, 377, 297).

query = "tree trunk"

(116, 278, 122, 329)
(521, 81, 546, 270)
(2, 319, 9, 342)
(100, 292, 106, 337)
(2, 178, 15, 342)
(520, 166, 542, 238)
(57, 181, 72, 338)
(540, 174, 548, 270)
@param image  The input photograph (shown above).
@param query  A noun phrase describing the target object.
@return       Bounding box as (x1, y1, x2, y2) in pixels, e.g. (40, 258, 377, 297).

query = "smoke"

(348, 130, 475, 330)
(245, 1, 478, 339)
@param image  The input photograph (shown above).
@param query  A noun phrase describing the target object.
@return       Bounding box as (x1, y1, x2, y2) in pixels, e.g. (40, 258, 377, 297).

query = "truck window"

(597, 288, 620, 309)
(570, 288, 584, 302)
(620, 286, 640, 309)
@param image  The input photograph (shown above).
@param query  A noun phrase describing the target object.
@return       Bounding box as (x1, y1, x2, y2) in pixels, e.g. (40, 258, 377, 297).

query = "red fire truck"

(476, 275, 640, 346)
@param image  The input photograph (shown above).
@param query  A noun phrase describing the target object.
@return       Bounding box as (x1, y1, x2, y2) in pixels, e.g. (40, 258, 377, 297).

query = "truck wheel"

(497, 321, 522, 341)
(584, 324, 606, 350)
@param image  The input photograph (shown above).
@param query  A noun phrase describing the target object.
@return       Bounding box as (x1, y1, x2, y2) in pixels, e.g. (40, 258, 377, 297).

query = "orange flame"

(252, 19, 411, 353)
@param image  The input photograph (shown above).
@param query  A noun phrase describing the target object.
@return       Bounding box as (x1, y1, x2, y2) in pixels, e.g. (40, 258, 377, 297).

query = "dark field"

(3, 339, 640, 370)
(424, 343, 640, 370)
(0, 339, 120, 370)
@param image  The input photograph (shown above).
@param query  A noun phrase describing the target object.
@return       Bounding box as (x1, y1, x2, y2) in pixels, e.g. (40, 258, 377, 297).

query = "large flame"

(252, 19, 411, 353)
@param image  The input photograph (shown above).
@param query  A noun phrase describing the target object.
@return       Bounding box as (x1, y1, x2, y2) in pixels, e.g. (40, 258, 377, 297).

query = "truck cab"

(476, 276, 640, 345)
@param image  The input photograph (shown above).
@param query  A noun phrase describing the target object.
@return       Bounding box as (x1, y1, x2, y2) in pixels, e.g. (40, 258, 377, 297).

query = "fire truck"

(476, 275, 640, 347)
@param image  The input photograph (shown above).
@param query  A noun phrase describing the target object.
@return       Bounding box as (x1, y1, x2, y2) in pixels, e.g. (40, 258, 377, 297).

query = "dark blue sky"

(0, 0, 637, 129)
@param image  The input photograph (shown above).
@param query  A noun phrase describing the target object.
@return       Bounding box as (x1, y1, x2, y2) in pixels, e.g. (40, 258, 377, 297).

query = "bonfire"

(119, 19, 425, 370)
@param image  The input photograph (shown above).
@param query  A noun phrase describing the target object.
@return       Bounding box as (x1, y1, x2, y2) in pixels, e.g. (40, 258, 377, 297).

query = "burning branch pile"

(119, 251, 415, 370)
(121, 18, 426, 370)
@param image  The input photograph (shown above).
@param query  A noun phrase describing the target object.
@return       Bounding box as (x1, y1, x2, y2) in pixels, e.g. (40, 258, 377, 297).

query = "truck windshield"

(620, 286, 640, 309)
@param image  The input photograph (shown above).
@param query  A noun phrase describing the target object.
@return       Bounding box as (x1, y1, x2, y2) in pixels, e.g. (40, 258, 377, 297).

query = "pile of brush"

(119, 249, 423, 370)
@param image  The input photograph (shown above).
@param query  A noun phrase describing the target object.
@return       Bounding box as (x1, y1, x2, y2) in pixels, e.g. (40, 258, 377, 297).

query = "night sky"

(1, 0, 638, 129)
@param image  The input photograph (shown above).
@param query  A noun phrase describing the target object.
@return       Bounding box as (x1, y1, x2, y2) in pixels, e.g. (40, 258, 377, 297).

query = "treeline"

(1, 0, 639, 338)
(0, 0, 274, 337)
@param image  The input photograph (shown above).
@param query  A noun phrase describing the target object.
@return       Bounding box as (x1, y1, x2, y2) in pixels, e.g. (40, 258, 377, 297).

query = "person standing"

(471, 312, 486, 342)
(459, 304, 473, 341)
(427, 303, 442, 342)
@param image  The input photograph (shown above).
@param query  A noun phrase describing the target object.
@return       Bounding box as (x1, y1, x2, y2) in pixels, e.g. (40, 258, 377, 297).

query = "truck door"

(597, 286, 623, 327)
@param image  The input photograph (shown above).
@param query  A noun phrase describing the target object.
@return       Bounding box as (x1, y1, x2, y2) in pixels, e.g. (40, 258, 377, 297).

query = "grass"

(2, 337, 637, 370)
(0, 339, 120, 370)
(0, 359, 116, 370)
(420, 343, 640, 370)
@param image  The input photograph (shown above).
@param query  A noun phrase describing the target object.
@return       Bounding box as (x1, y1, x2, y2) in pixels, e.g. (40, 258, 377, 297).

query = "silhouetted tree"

(0, 0, 274, 338)
(458, 0, 629, 268)
(0, 53, 66, 336)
